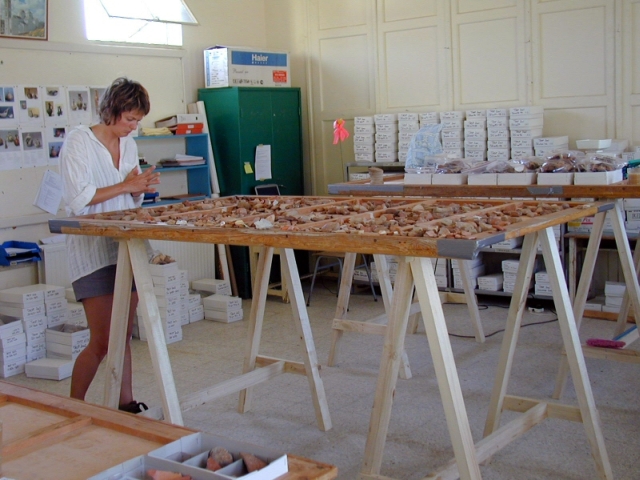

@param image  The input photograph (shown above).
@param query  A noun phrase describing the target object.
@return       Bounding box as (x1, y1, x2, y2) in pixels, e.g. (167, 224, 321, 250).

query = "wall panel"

(450, 2, 527, 109)
(318, 0, 368, 29)
(457, 17, 520, 104)
(382, 0, 437, 22)
(542, 106, 610, 144)
(383, 27, 442, 108)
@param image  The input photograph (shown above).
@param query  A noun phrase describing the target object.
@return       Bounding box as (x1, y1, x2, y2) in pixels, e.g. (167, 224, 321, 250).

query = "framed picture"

(0, 0, 48, 40)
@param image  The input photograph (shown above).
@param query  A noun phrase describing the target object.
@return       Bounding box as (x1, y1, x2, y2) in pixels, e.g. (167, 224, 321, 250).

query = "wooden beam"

(503, 395, 582, 423)
(424, 402, 548, 480)
(256, 355, 308, 375)
(181, 361, 286, 412)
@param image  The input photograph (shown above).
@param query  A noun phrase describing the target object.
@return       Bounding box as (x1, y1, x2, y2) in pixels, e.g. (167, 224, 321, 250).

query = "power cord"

(445, 303, 558, 339)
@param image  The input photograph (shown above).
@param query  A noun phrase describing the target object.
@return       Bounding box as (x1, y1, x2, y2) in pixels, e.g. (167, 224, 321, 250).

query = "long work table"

(50, 195, 616, 479)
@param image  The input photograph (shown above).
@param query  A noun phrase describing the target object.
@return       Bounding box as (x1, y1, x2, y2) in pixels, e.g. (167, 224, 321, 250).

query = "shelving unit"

(135, 133, 212, 205)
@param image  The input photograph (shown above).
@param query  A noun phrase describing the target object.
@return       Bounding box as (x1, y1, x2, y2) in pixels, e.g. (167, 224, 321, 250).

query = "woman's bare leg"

(70, 292, 138, 407)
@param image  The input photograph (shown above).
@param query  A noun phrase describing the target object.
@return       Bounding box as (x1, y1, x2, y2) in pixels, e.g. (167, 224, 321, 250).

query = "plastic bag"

(575, 153, 624, 172)
(539, 150, 585, 173)
(405, 123, 444, 173)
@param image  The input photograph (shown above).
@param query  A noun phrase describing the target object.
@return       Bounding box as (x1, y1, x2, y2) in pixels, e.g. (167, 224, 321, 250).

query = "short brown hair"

(99, 77, 150, 125)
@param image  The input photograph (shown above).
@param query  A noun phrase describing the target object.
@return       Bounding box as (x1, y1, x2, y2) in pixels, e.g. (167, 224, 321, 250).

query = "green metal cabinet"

(198, 87, 303, 196)
(198, 87, 304, 298)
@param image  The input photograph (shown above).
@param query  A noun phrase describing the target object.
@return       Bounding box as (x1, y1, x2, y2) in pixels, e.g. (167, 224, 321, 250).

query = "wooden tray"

(0, 381, 337, 480)
(50, 196, 614, 260)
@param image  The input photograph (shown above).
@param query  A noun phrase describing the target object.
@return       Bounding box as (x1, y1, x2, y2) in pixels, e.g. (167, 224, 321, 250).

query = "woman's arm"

(88, 165, 160, 205)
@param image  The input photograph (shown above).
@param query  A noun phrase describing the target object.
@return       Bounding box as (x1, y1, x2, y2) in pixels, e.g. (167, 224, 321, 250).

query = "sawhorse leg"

(485, 229, 612, 480)
(239, 246, 332, 431)
(328, 253, 412, 379)
(104, 239, 183, 425)
(359, 257, 481, 480)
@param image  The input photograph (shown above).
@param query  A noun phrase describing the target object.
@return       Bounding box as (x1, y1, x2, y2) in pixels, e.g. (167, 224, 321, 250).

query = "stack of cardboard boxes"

(191, 278, 243, 323)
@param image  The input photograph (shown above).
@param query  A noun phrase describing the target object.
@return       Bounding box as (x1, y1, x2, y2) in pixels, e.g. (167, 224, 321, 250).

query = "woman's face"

(113, 110, 144, 137)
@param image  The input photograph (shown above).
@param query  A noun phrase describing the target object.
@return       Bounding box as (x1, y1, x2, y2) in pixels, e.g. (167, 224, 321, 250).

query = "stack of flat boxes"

(502, 258, 540, 294)
(0, 314, 26, 378)
(374, 114, 399, 163)
(623, 199, 640, 235)
(603, 281, 626, 314)
(533, 136, 569, 157)
(190, 278, 242, 323)
(451, 256, 485, 290)
(486, 109, 511, 163)
(509, 106, 544, 160)
(366, 255, 398, 285)
(534, 270, 552, 297)
(396, 113, 419, 163)
(202, 294, 243, 323)
(139, 262, 188, 344)
(477, 272, 504, 292)
(464, 110, 487, 161)
(441, 111, 465, 158)
(0, 284, 68, 377)
(433, 258, 448, 288)
(353, 116, 375, 164)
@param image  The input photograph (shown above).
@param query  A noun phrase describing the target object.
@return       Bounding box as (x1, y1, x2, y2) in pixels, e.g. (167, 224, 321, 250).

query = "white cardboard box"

(431, 173, 468, 185)
(604, 281, 626, 296)
(45, 298, 68, 314)
(0, 314, 25, 338)
(0, 332, 26, 351)
(46, 324, 90, 350)
(203, 294, 242, 312)
(25, 357, 75, 380)
(0, 302, 45, 320)
(573, 169, 623, 185)
(537, 172, 574, 185)
(0, 344, 26, 363)
(205, 308, 243, 323)
(189, 305, 205, 323)
(47, 310, 69, 328)
(0, 284, 65, 305)
(148, 262, 179, 277)
(477, 273, 504, 291)
(204, 46, 290, 88)
(0, 360, 25, 378)
(468, 173, 497, 185)
(497, 172, 536, 186)
(404, 173, 432, 185)
(146, 432, 288, 480)
(191, 278, 232, 296)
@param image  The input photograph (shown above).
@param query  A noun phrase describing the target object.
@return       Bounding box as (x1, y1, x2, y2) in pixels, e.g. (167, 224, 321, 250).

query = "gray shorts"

(72, 264, 136, 301)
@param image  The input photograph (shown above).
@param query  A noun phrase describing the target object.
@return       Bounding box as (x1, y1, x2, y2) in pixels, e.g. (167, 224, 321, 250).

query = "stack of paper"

(159, 154, 205, 167)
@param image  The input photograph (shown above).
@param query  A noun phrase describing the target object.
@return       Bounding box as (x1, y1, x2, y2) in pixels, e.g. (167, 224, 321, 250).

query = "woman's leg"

(70, 291, 138, 406)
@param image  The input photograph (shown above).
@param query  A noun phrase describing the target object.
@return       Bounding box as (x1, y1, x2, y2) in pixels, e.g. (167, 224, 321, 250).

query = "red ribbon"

(333, 118, 349, 144)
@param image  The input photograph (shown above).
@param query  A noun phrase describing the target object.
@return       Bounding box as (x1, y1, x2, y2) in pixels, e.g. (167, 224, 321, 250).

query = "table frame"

(50, 196, 615, 479)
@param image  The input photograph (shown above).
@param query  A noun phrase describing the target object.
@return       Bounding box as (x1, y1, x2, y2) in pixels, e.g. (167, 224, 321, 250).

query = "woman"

(60, 77, 160, 413)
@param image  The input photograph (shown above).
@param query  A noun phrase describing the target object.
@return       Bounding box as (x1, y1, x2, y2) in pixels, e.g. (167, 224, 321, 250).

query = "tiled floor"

(5, 283, 640, 479)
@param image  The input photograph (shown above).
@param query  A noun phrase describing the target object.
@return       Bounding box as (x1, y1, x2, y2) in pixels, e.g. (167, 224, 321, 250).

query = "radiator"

(38, 241, 217, 288)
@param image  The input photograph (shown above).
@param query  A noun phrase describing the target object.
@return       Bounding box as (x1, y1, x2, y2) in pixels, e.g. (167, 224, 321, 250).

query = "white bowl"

(576, 139, 612, 150)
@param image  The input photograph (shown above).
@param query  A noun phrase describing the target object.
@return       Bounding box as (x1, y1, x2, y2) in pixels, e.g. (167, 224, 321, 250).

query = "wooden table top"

(0, 381, 338, 480)
(328, 176, 640, 199)
(50, 196, 613, 260)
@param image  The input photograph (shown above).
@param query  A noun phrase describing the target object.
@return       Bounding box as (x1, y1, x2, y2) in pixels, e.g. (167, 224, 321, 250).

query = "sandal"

(118, 401, 149, 414)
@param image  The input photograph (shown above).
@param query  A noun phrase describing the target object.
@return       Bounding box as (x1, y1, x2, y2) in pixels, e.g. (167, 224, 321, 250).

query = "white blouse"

(60, 126, 144, 282)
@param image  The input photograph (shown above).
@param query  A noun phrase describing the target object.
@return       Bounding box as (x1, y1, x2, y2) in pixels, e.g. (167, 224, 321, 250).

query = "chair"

(306, 252, 377, 306)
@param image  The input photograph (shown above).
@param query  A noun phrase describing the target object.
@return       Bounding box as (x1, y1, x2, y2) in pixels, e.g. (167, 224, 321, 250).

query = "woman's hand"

(125, 166, 161, 197)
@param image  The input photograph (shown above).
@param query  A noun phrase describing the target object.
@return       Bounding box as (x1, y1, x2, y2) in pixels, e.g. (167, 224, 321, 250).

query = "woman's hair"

(99, 77, 150, 125)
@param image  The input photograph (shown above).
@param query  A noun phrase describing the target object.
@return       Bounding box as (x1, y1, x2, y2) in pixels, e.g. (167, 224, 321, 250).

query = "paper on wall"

(255, 144, 272, 181)
(34, 169, 63, 215)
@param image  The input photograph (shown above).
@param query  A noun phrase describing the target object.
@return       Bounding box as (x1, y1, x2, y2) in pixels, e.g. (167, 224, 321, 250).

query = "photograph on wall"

(0, 0, 48, 40)
(45, 125, 67, 165)
(20, 127, 47, 167)
(0, 86, 19, 127)
(67, 86, 91, 126)
(89, 86, 106, 125)
(43, 85, 68, 126)
(17, 85, 44, 126)
(0, 129, 23, 170)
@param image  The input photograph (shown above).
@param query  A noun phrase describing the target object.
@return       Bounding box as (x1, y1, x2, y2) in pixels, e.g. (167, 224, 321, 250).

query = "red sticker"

(273, 70, 288, 83)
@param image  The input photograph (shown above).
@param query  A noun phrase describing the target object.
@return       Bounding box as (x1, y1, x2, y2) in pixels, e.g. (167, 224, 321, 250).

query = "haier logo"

(232, 51, 288, 67)
(252, 54, 269, 64)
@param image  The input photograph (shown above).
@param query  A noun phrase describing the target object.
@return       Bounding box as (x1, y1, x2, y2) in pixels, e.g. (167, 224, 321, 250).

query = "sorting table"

(51, 195, 615, 479)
